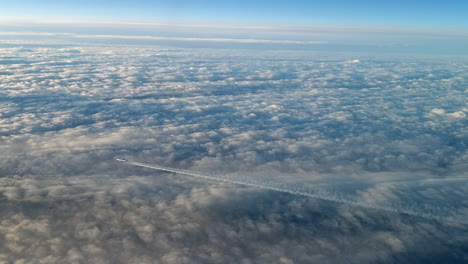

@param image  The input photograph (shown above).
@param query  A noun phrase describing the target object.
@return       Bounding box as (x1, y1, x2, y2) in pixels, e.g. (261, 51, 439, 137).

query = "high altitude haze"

(1, 0, 468, 27)
(1, 1, 467, 55)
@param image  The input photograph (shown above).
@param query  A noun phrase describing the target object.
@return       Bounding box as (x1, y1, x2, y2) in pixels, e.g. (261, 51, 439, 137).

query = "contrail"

(117, 158, 464, 225)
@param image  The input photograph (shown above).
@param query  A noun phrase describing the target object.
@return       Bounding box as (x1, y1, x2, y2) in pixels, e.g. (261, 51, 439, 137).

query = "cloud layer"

(0, 39, 467, 263)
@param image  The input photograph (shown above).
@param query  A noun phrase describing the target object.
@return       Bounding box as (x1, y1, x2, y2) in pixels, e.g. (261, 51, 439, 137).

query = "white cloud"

(0, 42, 467, 262)
(430, 108, 467, 119)
(345, 59, 361, 64)
(0, 174, 466, 263)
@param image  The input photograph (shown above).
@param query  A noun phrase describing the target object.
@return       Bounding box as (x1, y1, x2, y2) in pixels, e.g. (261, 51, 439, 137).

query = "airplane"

(115, 157, 128, 162)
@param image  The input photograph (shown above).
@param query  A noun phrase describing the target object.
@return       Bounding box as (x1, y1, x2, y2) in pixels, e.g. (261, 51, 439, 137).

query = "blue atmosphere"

(2, 0, 468, 27)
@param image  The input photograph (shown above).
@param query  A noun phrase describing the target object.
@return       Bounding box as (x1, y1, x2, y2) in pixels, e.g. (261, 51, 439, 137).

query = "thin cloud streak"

(123, 159, 466, 224)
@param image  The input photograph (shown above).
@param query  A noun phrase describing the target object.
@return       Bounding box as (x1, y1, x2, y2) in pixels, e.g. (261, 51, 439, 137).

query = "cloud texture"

(0, 38, 467, 263)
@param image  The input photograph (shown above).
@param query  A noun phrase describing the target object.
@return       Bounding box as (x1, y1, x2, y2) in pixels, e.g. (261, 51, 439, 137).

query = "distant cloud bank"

(1, 19, 468, 55)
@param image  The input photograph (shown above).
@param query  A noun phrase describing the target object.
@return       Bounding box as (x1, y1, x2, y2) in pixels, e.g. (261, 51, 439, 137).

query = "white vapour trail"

(120, 159, 463, 224)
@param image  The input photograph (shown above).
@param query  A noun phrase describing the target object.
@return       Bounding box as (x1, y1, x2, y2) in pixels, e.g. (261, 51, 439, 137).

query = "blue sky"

(1, 0, 468, 28)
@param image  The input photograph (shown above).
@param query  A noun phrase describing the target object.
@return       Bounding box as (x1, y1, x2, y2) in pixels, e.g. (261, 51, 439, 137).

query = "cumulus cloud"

(0, 175, 467, 263)
(0, 36, 467, 263)
(430, 108, 467, 119)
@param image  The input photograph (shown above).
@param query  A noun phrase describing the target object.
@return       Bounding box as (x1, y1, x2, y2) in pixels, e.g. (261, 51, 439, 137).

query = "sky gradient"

(1, 0, 468, 27)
